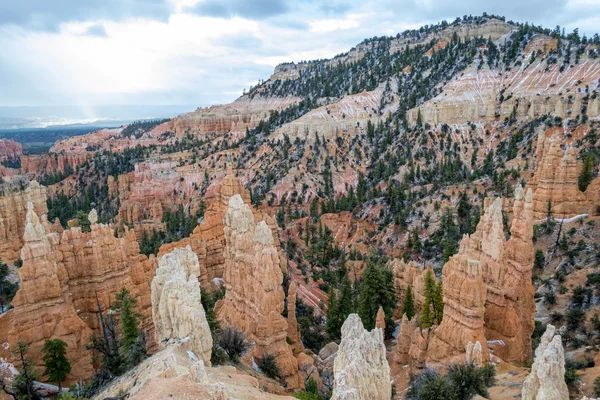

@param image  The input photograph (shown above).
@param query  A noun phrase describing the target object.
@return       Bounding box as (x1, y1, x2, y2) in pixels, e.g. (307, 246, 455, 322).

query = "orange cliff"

(21, 152, 88, 177)
(0, 139, 22, 163)
(215, 194, 302, 389)
(395, 186, 536, 370)
(528, 128, 600, 219)
(0, 207, 157, 381)
(0, 177, 48, 263)
(157, 171, 252, 288)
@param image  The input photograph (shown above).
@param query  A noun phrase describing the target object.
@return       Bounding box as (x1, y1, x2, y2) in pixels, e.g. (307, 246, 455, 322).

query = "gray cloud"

(83, 23, 108, 37)
(0, 0, 170, 30)
(192, 0, 289, 20)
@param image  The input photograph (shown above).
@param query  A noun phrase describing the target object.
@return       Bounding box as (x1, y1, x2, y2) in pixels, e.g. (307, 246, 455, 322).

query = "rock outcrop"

(0, 139, 22, 163)
(394, 314, 417, 367)
(388, 259, 430, 318)
(466, 341, 484, 367)
(0, 177, 48, 263)
(151, 247, 212, 364)
(0, 207, 157, 381)
(1, 203, 94, 380)
(521, 324, 569, 400)
(528, 129, 600, 219)
(375, 306, 385, 330)
(331, 314, 391, 400)
(215, 194, 301, 388)
(21, 153, 88, 176)
(157, 172, 251, 288)
(426, 256, 489, 365)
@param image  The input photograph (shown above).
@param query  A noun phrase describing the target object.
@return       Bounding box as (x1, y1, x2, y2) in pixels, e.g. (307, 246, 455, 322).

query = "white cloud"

(309, 14, 362, 33)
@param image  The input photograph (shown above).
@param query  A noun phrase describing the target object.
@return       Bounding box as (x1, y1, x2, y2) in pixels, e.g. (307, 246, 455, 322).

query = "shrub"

(216, 327, 251, 362)
(257, 354, 280, 380)
(593, 375, 600, 397)
(564, 359, 581, 390)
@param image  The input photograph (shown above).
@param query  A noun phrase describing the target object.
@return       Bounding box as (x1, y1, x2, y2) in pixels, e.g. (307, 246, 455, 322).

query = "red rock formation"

(528, 130, 599, 219)
(0, 203, 94, 380)
(21, 153, 88, 176)
(375, 306, 385, 330)
(484, 186, 536, 362)
(0, 139, 22, 163)
(0, 207, 157, 381)
(0, 177, 48, 263)
(215, 194, 301, 388)
(426, 255, 489, 365)
(388, 259, 430, 318)
(157, 172, 252, 288)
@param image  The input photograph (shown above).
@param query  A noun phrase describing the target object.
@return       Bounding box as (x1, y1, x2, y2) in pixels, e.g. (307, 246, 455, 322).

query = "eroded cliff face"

(522, 324, 569, 400)
(0, 139, 22, 163)
(0, 203, 94, 380)
(151, 246, 212, 364)
(0, 208, 157, 381)
(528, 129, 600, 219)
(426, 256, 489, 365)
(171, 96, 301, 138)
(21, 153, 88, 177)
(408, 44, 600, 125)
(215, 194, 301, 388)
(0, 177, 48, 263)
(331, 314, 391, 400)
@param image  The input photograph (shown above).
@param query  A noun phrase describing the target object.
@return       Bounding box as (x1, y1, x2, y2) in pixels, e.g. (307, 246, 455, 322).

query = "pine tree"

(420, 270, 443, 328)
(402, 286, 415, 320)
(0, 259, 17, 313)
(326, 287, 341, 340)
(578, 153, 596, 192)
(12, 340, 39, 400)
(357, 259, 397, 337)
(42, 339, 71, 391)
(113, 288, 146, 368)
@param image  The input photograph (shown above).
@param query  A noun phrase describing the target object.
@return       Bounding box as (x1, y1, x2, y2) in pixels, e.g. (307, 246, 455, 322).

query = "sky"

(0, 0, 599, 115)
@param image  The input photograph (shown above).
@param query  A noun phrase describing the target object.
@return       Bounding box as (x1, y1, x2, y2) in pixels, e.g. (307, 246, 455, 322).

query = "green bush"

(593, 375, 600, 397)
(216, 327, 251, 362)
(257, 354, 280, 380)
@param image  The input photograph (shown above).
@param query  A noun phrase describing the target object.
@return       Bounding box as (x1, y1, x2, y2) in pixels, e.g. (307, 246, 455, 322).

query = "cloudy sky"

(0, 0, 598, 114)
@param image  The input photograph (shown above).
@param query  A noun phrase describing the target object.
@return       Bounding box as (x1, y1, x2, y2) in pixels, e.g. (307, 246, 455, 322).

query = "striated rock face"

(21, 152, 88, 176)
(0, 177, 48, 263)
(151, 247, 212, 364)
(171, 96, 301, 137)
(1, 203, 94, 379)
(0, 207, 158, 381)
(57, 212, 156, 343)
(482, 188, 536, 362)
(215, 194, 300, 388)
(394, 314, 417, 367)
(388, 259, 430, 318)
(466, 341, 484, 367)
(528, 130, 599, 219)
(408, 51, 600, 125)
(157, 172, 251, 288)
(522, 325, 569, 400)
(0, 139, 22, 163)
(331, 314, 391, 400)
(426, 256, 489, 365)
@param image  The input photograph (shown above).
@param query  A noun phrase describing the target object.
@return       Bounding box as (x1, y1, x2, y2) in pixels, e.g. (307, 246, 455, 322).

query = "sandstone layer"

(0, 207, 157, 381)
(521, 324, 569, 400)
(151, 246, 212, 364)
(331, 314, 391, 400)
(388, 259, 431, 318)
(215, 194, 300, 388)
(0, 139, 22, 163)
(0, 177, 48, 263)
(527, 129, 600, 219)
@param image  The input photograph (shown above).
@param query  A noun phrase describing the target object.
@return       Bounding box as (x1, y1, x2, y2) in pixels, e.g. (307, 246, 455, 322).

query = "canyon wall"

(215, 194, 301, 388)
(388, 259, 431, 319)
(171, 96, 301, 137)
(331, 314, 391, 400)
(0, 177, 48, 263)
(21, 153, 88, 176)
